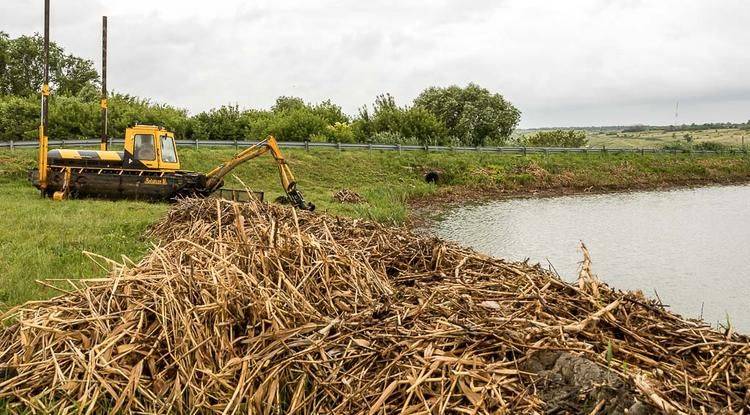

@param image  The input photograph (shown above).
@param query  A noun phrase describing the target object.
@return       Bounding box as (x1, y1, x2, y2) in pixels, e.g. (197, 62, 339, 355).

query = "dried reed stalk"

(0, 198, 747, 414)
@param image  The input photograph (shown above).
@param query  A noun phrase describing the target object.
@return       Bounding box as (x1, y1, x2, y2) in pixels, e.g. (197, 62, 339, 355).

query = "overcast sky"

(2, 0, 748, 127)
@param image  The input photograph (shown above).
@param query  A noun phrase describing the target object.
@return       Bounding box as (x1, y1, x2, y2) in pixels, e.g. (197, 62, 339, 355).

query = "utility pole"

(37, 0, 50, 193)
(100, 16, 108, 151)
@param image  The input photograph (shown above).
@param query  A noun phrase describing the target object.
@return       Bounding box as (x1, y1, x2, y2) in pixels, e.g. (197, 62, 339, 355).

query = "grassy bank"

(1, 147, 749, 305)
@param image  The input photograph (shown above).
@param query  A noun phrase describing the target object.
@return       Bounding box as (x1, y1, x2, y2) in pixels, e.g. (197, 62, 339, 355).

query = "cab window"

(134, 134, 156, 161)
(160, 135, 177, 163)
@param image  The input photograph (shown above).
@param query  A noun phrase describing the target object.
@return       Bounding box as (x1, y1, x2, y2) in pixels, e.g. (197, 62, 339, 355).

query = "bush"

(0, 95, 38, 141)
(268, 109, 327, 142)
(191, 105, 243, 140)
(520, 130, 588, 148)
(322, 122, 356, 143)
(662, 141, 729, 152)
(48, 94, 98, 139)
(108, 94, 191, 139)
(693, 141, 728, 152)
(661, 142, 689, 151)
(353, 94, 447, 146)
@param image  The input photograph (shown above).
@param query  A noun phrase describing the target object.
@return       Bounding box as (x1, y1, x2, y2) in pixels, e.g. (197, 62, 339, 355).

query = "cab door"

(157, 133, 180, 171)
(131, 133, 160, 169)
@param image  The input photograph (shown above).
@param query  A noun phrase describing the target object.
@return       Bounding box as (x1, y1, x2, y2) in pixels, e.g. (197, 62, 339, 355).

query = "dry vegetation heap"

(0, 199, 747, 414)
(333, 188, 366, 204)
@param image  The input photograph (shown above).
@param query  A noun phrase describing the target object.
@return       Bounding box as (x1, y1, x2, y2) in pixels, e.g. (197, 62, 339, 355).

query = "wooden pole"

(100, 16, 108, 151)
(37, 0, 50, 193)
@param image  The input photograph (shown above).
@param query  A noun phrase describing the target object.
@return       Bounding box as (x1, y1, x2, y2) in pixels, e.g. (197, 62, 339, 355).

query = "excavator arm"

(204, 136, 315, 211)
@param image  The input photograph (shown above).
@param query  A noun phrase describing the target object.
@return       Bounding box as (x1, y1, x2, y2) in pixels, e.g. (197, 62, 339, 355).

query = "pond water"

(433, 185, 750, 332)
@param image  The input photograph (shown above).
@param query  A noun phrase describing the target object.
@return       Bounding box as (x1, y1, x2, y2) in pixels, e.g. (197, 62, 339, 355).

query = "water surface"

(433, 185, 750, 332)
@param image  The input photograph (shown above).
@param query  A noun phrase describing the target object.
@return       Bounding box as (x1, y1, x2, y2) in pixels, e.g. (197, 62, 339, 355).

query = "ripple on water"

(433, 185, 750, 332)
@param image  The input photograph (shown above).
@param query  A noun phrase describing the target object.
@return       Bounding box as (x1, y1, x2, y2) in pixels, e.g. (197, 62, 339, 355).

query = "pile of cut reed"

(333, 188, 365, 203)
(0, 198, 747, 414)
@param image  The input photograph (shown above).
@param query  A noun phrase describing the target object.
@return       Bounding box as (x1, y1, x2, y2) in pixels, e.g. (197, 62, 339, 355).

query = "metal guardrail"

(0, 138, 743, 155)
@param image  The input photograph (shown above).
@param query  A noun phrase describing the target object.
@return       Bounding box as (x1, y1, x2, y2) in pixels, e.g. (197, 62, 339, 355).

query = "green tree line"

(1, 32, 521, 145)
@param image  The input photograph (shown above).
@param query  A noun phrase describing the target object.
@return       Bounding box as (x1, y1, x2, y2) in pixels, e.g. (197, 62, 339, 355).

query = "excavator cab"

(123, 125, 180, 171)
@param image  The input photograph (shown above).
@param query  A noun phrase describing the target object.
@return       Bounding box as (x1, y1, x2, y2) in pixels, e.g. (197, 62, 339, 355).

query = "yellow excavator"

(29, 1, 314, 210)
(30, 124, 314, 210)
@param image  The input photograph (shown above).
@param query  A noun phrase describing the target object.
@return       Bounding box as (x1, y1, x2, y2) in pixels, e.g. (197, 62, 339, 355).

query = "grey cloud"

(2, 0, 748, 127)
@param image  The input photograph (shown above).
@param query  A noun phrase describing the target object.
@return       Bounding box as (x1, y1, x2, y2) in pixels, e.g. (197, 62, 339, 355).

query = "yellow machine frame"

(205, 136, 296, 192)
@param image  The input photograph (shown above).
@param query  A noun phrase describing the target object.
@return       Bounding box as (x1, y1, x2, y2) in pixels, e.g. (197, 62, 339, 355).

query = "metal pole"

(37, 0, 50, 193)
(100, 16, 108, 151)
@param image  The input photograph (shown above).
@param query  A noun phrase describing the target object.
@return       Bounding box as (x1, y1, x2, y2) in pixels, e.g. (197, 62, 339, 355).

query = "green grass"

(1, 147, 750, 306)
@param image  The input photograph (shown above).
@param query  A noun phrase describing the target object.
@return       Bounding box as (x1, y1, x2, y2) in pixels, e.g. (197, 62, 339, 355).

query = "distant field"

(516, 128, 750, 149)
(1, 147, 749, 306)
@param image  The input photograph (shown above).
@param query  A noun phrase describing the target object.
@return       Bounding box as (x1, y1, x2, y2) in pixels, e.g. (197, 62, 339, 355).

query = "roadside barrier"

(0, 138, 744, 155)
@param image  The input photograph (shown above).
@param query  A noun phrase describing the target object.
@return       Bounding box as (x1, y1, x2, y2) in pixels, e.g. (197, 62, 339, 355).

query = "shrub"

(662, 141, 729, 152)
(520, 130, 588, 148)
(354, 94, 446, 146)
(693, 141, 728, 152)
(323, 122, 356, 143)
(0, 95, 39, 141)
(661, 142, 689, 151)
(268, 109, 327, 142)
(48, 94, 98, 139)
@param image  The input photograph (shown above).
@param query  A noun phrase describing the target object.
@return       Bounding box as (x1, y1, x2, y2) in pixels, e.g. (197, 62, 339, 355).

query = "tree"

(414, 83, 520, 146)
(370, 94, 403, 134)
(311, 99, 348, 125)
(0, 32, 99, 97)
(55, 54, 99, 96)
(271, 96, 306, 113)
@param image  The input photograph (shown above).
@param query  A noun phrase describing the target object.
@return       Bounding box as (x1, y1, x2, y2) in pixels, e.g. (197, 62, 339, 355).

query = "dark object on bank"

(425, 170, 440, 183)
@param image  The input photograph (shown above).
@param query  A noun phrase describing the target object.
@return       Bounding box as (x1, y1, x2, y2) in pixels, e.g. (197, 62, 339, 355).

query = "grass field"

(1, 147, 750, 306)
(516, 127, 750, 149)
